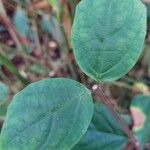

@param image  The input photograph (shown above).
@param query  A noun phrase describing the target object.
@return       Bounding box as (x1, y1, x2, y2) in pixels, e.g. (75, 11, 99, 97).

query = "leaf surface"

(72, 0, 146, 81)
(0, 78, 93, 150)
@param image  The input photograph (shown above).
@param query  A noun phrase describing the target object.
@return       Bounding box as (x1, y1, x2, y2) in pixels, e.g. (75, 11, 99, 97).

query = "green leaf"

(92, 103, 131, 136)
(72, 0, 146, 81)
(41, 14, 64, 46)
(73, 103, 128, 150)
(130, 95, 150, 148)
(0, 82, 9, 103)
(0, 78, 93, 150)
(13, 6, 33, 53)
(13, 6, 30, 37)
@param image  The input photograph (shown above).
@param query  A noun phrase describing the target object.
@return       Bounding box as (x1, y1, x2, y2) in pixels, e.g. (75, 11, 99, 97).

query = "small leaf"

(30, 64, 48, 75)
(0, 78, 93, 150)
(72, 0, 146, 81)
(13, 6, 30, 37)
(41, 14, 64, 46)
(0, 82, 9, 103)
(73, 103, 128, 150)
(48, 0, 61, 20)
(13, 6, 32, 53)
(130, 95, 150, 148)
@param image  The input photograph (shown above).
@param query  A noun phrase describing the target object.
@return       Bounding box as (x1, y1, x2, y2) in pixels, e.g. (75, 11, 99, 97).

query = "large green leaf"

(72, 0, 146, 81)
(73, 103, 128, 150)
(130, 95, 150, 148)
(0, 78, 93, 150)
(0, 82, 9, 103)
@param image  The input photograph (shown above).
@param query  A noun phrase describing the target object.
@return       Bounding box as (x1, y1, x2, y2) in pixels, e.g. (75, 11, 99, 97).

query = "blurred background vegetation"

(0, 0, 150, 134)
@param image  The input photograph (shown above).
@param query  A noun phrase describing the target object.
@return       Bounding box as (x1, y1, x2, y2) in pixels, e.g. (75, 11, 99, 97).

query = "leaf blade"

(72, 0, 146, 81)
(0, 78, 93, 150)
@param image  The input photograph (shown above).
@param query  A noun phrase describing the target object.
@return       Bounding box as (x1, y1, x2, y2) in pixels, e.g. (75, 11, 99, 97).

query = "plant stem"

(92, 84, 141, 150)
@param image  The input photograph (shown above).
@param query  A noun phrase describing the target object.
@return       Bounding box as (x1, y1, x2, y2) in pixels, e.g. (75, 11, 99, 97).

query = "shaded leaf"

(13, 6, 32, 53)
(0, 78, 93, 150)
(73, 103, 128, 150)
(13, 6, 30, 37)
(0, 82, 9, 103)
(72, 0, 146, 81)
(41, 14, 64, 46)
(92, 103, 131, 135)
